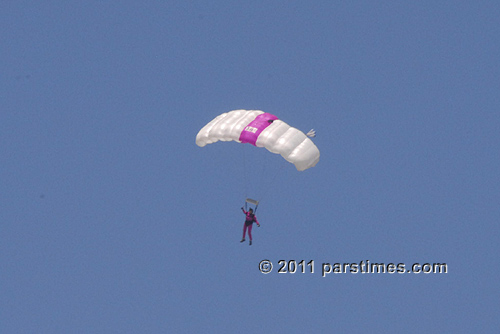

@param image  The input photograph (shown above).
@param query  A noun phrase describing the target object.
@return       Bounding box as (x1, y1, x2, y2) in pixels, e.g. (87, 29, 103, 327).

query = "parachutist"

(195, 110, 320, 246)
(241, 207, 260, 244)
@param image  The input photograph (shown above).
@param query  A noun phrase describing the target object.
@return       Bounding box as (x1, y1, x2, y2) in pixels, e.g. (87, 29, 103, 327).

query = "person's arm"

(241, 207, 247, 214)
(255, 216, 260, 226)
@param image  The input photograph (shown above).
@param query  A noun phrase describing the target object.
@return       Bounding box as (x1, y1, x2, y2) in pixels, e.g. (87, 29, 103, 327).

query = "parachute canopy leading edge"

(195, 110, 320, 171)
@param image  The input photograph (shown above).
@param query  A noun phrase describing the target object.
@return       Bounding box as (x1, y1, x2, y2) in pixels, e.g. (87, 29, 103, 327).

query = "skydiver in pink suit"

(240, 207, 260, 245)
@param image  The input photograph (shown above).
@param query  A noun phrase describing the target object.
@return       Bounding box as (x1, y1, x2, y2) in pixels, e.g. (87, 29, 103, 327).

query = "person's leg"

(241, 224, 247, 241)
(248, 224, 253, 241)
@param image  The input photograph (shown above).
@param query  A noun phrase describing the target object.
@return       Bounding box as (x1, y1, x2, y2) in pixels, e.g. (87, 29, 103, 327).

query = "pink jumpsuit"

(242, 208, 259, 240)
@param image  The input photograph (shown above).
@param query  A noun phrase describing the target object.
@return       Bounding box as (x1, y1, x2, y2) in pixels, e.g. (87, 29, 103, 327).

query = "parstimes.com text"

(320, 261, 448, 277)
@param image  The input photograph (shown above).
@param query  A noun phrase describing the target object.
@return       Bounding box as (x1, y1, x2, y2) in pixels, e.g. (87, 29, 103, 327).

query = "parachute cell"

(196, 110, 320, 171)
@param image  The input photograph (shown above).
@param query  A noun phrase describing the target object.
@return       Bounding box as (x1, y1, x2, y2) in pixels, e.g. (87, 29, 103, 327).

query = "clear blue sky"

(2, 1, 499, 333)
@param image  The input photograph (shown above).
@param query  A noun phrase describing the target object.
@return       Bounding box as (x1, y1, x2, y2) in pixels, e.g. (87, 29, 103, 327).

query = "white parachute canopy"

(196, 110, 320, 171)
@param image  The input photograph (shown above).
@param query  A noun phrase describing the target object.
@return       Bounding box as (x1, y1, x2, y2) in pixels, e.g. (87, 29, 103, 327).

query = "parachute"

(195, 110, 320, 171)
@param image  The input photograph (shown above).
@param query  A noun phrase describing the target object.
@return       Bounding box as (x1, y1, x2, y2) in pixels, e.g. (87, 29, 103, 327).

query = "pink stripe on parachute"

(239, 113, 279, 146)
